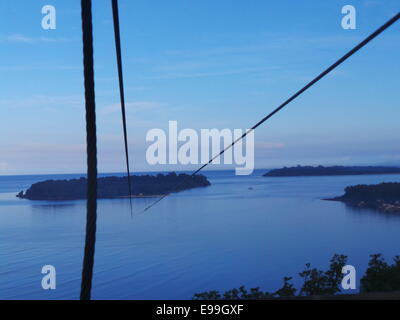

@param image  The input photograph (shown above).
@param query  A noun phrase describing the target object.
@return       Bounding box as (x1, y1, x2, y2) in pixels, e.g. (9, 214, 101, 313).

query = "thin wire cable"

(142, 12, 400, 213)
(111, 0, 133, 214)
(80, 0, 98, 300)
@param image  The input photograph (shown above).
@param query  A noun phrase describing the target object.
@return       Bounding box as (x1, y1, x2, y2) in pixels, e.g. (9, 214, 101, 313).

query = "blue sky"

(0, 0, 399, 174)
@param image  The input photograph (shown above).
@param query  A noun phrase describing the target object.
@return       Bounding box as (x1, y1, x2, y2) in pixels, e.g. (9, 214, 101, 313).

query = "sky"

(0, 0, 399, 175)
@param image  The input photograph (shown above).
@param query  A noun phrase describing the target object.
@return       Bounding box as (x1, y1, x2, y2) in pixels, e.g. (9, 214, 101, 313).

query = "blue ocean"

(1, 170, 400, 300)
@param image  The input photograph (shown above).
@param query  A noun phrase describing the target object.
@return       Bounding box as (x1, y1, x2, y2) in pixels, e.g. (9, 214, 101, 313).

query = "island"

(264, 165, 400, 177)
(16, 172, 211, 200)
(327, 182, 400, 213)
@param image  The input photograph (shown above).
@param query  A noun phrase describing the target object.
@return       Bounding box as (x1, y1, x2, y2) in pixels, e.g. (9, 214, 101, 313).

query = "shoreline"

(15, 172, 210, 201)
(325, 197, 400, 214)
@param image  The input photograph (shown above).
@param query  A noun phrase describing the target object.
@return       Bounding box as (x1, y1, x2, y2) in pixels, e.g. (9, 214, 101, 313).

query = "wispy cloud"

(99, 101, 165, 115)
(256, 142, 285, 150)
(363, 0, 382, 8)
(127, 86, 151, 92)
(0, 161, 7, 173)
(145, 33, 365, 81)
(148, 66, 279, 80)
(6, 34, 34, 43)
(5, 142, 86, 154)
(163, 34, 361, 59)
(2, 33, 73, 44)
(165, 45, 271, 58)
(0, 64, 81, 71)
(156, 61, 208, 72)
(0, 95, 84, 109)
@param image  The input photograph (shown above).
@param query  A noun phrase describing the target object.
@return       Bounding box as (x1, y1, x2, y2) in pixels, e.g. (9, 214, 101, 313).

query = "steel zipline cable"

(142, 12, 400, 213)
(111, 0, 134, 214)
(80, 0, 98, 300)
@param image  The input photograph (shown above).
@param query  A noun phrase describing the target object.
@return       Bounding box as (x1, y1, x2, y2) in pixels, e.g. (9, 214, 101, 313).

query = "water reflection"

(31, 202, 79, 211)
(344, 202, 400, 221)
(1, 170, 400, 299)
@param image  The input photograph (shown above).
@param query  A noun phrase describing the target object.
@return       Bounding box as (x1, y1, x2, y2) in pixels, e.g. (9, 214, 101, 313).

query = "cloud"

(99, 101, 165, 115)
(37, 36, 71, 43)
(161, 31, 392, 75)
(148, 66, 279, 80)
(6, 34, 34, 43)
(148, 33, 361, 81)
(165, 45, 271, 58)
(163, 34, 360, 59)
(363, 0, 382, 7)
(0, 95, 84, 109)
(2, 34, 72, 44)
(156, 61, 208, 72)
(0, 64, 81, 71)
(135, 32, 371, 82)
(6, 143, 85, 154)
(127, 86, 151, 92)
(0, 143, 86, 175)
(0, 161, 7, 173)
(255, 141, 285, 149)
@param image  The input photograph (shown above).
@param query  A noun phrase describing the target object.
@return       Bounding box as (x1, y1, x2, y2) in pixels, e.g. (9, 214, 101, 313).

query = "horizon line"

(1, 163, 400, 177)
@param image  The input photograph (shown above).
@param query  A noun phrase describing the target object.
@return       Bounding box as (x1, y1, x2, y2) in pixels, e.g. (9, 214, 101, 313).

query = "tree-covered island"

(328, 182, 400, 213)
(264, 165, 400, 177)
(16, 172, 210, 200)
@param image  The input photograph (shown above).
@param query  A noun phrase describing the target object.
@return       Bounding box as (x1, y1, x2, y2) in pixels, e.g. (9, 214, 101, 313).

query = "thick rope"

(111, 0, 134, 214)
(80, 0, 98, 300)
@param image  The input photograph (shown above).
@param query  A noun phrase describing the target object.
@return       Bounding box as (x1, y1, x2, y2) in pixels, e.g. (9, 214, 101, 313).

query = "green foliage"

(193, 285, 271, 300)
(193, 277, 296, 300)
(342, 183, 400, 201)
(18, 172, 210, 200)
(299, 254, 347, 296)
(361, 254, 400, 293)
(193, 290, 222, 300)
(192, 254, 346, 299)
(273, 276, 297, 297)
(264, 166, 400, 177)
(222, 286, 272, 300)
(193, 253, 400, 300)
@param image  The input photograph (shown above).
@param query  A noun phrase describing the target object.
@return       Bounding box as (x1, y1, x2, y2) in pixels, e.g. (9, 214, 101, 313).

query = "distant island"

(264, 165, 400, 177)
(16, 172, 211, 200)
(328, 182, 400, 213)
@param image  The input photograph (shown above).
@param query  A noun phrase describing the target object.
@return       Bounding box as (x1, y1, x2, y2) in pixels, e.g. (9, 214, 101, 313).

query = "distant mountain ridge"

(16, 172, 210, 200)
(264, 165, 400, 177)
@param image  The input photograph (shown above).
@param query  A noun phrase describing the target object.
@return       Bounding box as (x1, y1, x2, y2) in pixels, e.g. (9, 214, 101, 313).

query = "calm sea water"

(1, 169, 400, 300)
